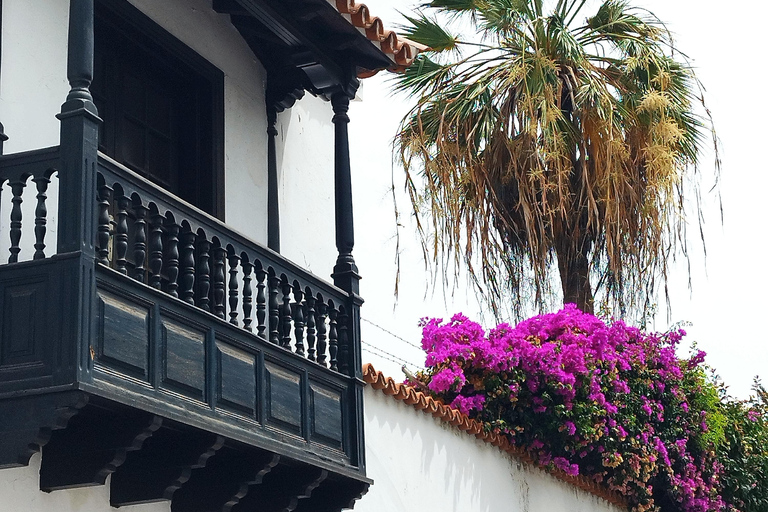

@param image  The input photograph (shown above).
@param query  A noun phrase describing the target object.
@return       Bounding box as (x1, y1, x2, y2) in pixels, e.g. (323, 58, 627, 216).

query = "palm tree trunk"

(555, 238, 594, 313)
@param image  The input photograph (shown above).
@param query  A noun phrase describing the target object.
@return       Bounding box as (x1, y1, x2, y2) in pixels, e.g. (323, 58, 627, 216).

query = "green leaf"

(401, 12, 460, 52)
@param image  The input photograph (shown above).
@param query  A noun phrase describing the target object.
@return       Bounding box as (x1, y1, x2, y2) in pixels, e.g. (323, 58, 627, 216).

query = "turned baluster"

(255, 265, 267, 338)
(280, 279, 293, 350)
(328, 307, 338, 371)
(268, 273, 280, 344)
(164, 219, 179, 298)
(242, 260, 253, 332)
(292, 286, 305, 357)
(8, 181, 25, 263)
(148, 212, 164, 289)
(306, 294, 317, 362)
(196, 238, 211, 311)
(132, 203, 148, 282)
(179, 230, 196, 305)
(227, 251, 240, 326)
(114, 195, 129, 274)
(338, 307, 349, 374)
(212, 246, 226, 319)
(316, 301, 328, 367)
(33, 175, 51, 260)
(96, 183, 112, 266)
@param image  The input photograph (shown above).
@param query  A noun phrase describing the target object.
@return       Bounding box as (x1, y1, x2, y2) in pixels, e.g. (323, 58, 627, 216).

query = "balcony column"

(56, 0, 101, 379)
(0, 122, 7, 156)
(330, 91, 360, 296)
(267, 105, 280, 252)
(57, 0, 101, 256)
(330, 87, 366, 471)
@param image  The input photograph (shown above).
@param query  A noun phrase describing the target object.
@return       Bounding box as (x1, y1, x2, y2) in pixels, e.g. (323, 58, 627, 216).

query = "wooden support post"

(57, 0, 101, 256)
(267, 106, 280, 253)
(55, 0, 101, 381)
(330, 84, 366, 472)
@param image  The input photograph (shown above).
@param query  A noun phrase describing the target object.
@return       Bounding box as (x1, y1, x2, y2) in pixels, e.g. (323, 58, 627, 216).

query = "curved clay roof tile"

(333, 0, 425, 75)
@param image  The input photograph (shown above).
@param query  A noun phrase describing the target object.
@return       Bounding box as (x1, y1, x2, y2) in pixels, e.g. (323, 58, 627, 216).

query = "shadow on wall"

(359, 386, 624, 512)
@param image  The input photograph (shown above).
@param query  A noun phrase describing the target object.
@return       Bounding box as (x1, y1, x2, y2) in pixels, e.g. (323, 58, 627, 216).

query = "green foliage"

(717, 381, 768, 512)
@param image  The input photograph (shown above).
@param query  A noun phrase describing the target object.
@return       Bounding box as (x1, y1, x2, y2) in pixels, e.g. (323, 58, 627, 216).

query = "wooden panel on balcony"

(160, 314, 207, 401)
(215, 339, 258, 417)
(97, 290, 150, 380)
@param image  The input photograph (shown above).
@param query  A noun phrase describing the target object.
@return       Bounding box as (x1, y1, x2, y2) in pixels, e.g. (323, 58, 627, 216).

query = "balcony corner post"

(57, 0, 101, 256)
(330, 82, 366, 472)
(0, 122, 7, 156)
(56, 0, 102, 382)
(267, 104, 280, 253)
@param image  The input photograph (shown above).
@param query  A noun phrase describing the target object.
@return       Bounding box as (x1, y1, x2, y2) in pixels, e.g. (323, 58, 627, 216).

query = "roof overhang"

(212, 0, 423, 109)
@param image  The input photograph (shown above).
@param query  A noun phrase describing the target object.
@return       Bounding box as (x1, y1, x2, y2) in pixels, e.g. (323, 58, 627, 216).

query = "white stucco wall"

(0, 453, 169, 512)
(359, 385, 626, 512)
(276, 93, 337, 278)
(0, 0, 70, 153)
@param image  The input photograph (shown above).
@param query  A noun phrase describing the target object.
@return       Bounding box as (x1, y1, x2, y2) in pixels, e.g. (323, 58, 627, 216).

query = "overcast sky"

(348, 0, 768, 399)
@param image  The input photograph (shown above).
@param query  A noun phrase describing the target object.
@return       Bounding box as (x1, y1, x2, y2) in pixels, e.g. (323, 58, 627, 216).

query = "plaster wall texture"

(359, 385, 626, 512)
(276, 93, 338, 279)
(0, 453, 169, 512)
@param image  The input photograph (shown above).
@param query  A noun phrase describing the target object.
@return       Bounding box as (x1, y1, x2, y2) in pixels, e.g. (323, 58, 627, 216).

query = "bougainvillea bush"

(411, 305, 767, 512)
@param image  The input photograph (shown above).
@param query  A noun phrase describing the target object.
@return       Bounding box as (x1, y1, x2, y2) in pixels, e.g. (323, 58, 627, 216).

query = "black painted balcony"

(0, 146, 369, 511)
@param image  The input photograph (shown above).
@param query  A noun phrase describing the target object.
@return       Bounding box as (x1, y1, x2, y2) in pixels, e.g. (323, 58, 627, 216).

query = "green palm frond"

(400, 12, 460, 52)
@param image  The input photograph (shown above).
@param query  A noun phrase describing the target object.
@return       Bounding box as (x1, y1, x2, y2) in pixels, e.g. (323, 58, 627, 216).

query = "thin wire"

(362, 347, 411, 368)
(361, 317, 423, 351)
(361, 339, 425, 370)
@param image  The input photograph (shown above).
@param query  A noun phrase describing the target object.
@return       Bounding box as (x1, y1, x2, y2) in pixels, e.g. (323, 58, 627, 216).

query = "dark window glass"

(92, 2, 221, 217)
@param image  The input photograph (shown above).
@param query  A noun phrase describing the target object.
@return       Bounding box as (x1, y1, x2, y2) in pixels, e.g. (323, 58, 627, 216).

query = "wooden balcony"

(0, 146, 369, 510)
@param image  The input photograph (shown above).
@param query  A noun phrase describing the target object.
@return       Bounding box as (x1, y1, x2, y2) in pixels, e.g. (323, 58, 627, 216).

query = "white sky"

(348, 0, 768, 399)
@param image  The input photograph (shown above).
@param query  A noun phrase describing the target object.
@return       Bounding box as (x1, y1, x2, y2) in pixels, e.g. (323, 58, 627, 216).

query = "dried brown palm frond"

(392, 0, 718, 319)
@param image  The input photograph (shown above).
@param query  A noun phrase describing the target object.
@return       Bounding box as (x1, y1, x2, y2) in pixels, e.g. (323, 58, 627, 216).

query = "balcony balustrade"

(0, 145, 369, 510)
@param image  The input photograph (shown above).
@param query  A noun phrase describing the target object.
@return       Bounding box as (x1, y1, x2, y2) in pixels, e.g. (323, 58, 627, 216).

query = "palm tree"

(393, 0, 716, 317)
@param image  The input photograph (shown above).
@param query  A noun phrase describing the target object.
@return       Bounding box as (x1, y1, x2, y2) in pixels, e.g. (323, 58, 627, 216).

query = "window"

(92, 0, 224, 218)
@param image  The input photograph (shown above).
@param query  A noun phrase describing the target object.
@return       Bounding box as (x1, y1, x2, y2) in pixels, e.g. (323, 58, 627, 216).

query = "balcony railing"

(0, 146, 369, 509)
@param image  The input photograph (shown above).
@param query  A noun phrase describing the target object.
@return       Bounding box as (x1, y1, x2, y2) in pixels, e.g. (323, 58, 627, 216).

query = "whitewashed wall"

(0, 453, 168, 512)
(276, 93, 337, 278)
(360, 385, 626, 512)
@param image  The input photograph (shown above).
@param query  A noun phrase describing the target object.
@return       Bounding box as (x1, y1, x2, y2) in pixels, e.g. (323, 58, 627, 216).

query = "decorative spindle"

(338, 307, 349, 374)
(268, 274, 280, 345)
(242, 260, 253, 332)
(306, 294, 317, 362)
(196, 238, 211, 311)
(115, 195, 129, 274)
(164, 219, 179, 298)
(292, 286, 305, 357)
(227, 252, 240, 326)
(212, 246, 226, 319)
(316, 301, 328, 367)
(8, 181, 25, 263)
(33, 175, 51, 260)
(255, 265, 267, 338)
(179, 230, 196, 304)
(280, 279, 293, 350)
(96, 183, 112, 266)
(132, 203, 148, 282)
(148, 212, 164, 289)
(328, 307, 338, 371)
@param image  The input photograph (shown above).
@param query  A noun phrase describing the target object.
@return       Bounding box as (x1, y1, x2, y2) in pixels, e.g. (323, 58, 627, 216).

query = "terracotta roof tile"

(332, 0, 426, 76)
(363, 363, 628, 509)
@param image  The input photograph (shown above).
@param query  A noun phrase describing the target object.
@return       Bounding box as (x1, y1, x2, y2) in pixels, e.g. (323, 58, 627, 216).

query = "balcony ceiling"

(212, 0, 422, 105)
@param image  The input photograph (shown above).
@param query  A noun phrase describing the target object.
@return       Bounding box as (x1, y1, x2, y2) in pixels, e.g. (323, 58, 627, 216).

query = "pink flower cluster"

(417, 305, 725, 512)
